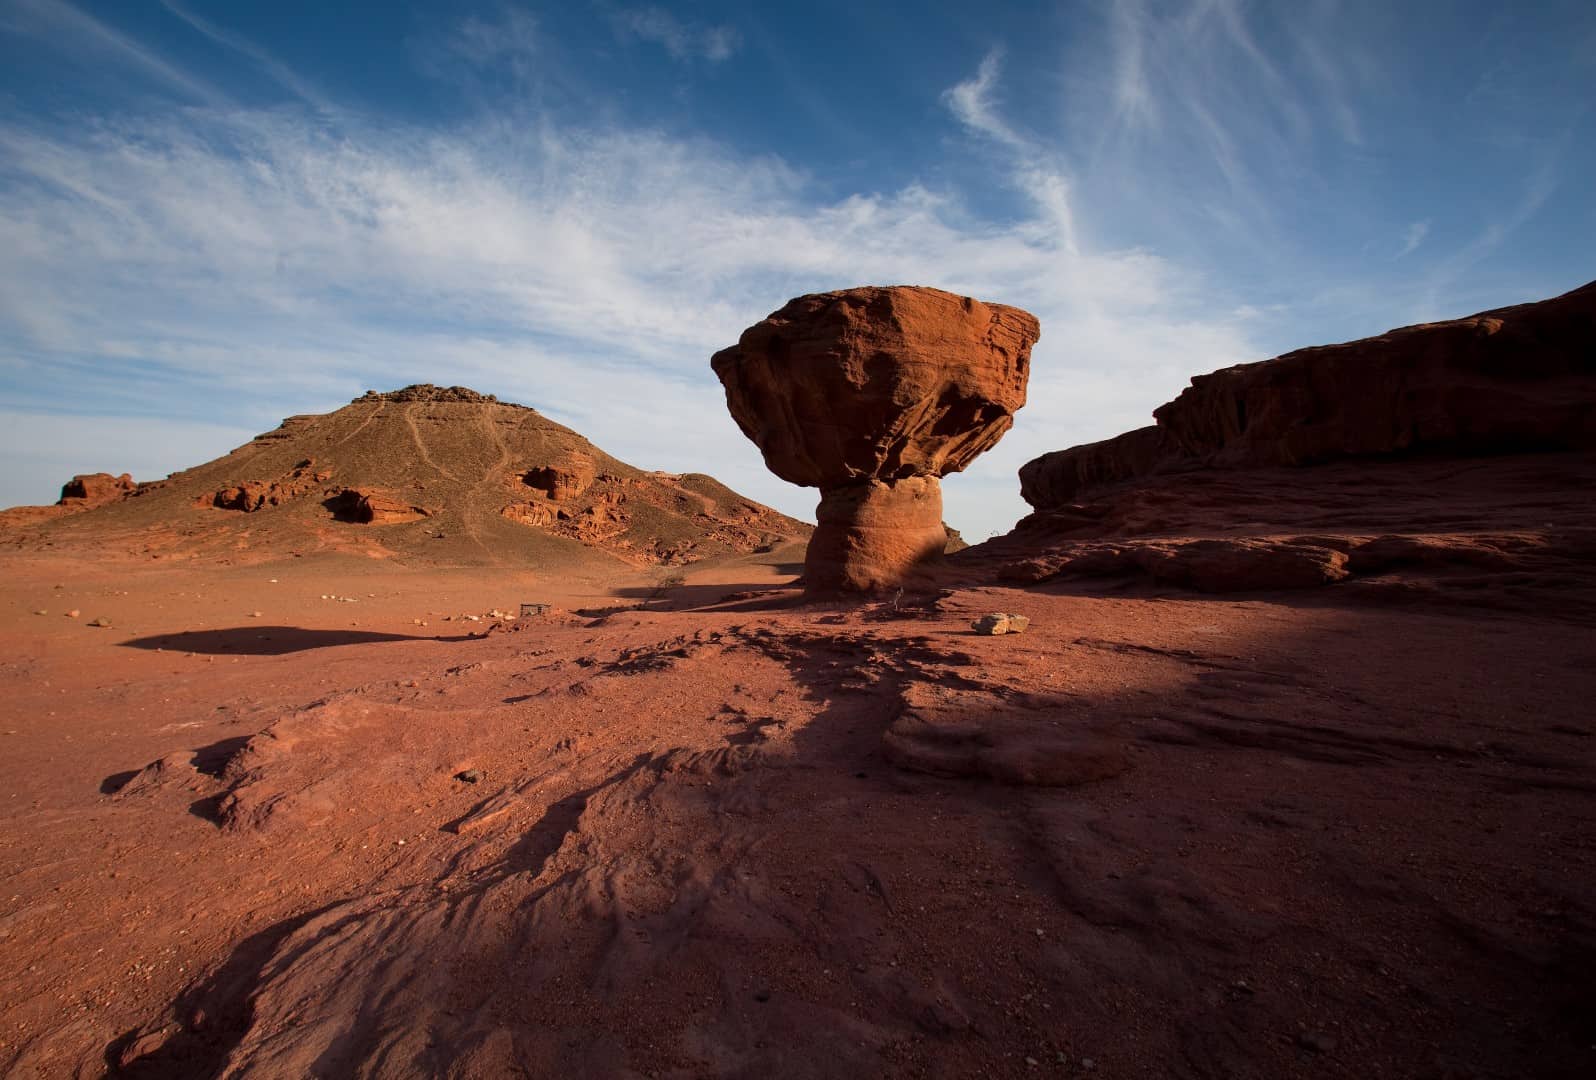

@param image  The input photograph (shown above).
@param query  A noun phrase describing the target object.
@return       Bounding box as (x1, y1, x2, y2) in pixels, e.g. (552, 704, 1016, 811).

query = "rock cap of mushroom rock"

(711, 286, 1040, 489)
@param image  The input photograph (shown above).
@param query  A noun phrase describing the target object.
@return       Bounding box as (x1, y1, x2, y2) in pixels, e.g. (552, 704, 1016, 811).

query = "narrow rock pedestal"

(806, 477, 945, 593)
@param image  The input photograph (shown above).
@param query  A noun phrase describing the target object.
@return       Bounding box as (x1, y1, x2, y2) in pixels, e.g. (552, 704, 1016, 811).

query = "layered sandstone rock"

(326, 488, 430, 524)
(713, 286, 1039, 592)
(1019, 279, 1596, 509)
(522, 453, 595, 501)
(207, 460, 330, 512)
(59, 472, 135, 506)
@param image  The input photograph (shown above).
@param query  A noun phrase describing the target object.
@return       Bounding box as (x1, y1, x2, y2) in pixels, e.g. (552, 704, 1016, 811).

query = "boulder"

(58, 472, 134, 506)
(972, 612, 1030, 635)
(327, 488, 429, 524)
(522, 454, 595, 501)
(712, 286, 1039, 592)
(501, 502, 557, 528)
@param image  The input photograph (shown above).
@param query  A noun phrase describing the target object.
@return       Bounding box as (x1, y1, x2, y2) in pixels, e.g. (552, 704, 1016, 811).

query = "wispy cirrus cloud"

(944, 50, 1079, 255)
(609, 6, 740, 63)
(2, 0, 224, 103)
(1396, 220, 1429, 258)
(1073, 0, 1372, 255)
(158, 0, 332, 109)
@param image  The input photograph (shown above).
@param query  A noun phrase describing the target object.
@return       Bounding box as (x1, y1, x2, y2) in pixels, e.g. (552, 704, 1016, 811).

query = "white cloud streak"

(611, 6, 740, 63)
(2, 0, 224, 103)
(1396, 220, 1429, 258)
(158, 0, 332, 110)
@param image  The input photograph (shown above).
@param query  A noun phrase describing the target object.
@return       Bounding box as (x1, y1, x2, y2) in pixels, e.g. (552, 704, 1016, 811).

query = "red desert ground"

(1, 282, 1593, 1079)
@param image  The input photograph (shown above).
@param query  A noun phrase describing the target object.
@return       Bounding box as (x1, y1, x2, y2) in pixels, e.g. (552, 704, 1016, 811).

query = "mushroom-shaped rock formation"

(712, 286, 1040, 592)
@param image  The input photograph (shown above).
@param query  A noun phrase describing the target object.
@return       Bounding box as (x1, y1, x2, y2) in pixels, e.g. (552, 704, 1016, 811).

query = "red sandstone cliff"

(1019, 279, 1596, 509)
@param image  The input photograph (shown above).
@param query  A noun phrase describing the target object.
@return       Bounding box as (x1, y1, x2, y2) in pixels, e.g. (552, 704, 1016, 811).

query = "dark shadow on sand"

(100, 736, 261, 798)
(106, 902, 346, 1079)
(99, 770, 139, 795)
(118, 626, 475, 656)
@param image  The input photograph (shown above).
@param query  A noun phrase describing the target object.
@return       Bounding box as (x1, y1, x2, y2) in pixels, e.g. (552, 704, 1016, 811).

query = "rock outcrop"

(356, 385, 499, 404)
(207, 460, 330, 512)
(326, 488, 431, 524)
(1019, 279, 1596, 509)
(713, 286, 1039, 592)
(58, 473, 135, 506)
(521, 453, 595, 501)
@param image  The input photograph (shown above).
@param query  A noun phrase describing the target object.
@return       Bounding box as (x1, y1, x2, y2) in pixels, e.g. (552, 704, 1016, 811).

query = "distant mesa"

(2, 384, 810, 570)
(713, 285, 1039, 593)
(1019, 278, 1596, 510)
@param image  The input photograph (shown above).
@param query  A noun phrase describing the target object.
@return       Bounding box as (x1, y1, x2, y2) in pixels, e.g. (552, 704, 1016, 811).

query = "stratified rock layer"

(805, 477, 947, 593)
(1019, 279, 1596, 509)
(713, 286, 1039, 592)
(58, 473, 135, 506)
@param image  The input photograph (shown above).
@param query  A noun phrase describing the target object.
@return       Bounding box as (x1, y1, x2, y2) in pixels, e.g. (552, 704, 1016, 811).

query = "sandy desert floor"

(1, 545, 1593, 1078)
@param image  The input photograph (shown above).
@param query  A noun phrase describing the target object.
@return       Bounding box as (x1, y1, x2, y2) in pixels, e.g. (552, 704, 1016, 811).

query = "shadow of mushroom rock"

(119, 627, 473, 655)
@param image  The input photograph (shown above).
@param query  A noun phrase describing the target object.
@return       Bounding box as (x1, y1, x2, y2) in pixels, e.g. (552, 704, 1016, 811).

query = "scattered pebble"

(87, 617, 112, 628)
(248, 611, 263, 618)
(33, 609, 46, 616)
(457, 769, 482, 784)
(65, 609, 80, 618)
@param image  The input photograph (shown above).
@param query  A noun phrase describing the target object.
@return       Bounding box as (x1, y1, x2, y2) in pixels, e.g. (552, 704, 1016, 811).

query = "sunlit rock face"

(712, 285, 1040, 593)
(1018, 278, 1596, 511)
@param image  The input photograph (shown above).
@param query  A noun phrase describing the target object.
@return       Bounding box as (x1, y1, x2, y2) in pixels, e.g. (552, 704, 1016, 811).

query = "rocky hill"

(1, 385, 810, 571)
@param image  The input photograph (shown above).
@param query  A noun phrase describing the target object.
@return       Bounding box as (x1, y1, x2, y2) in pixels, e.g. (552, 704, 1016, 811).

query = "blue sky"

(1, 0, 1592, 536)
